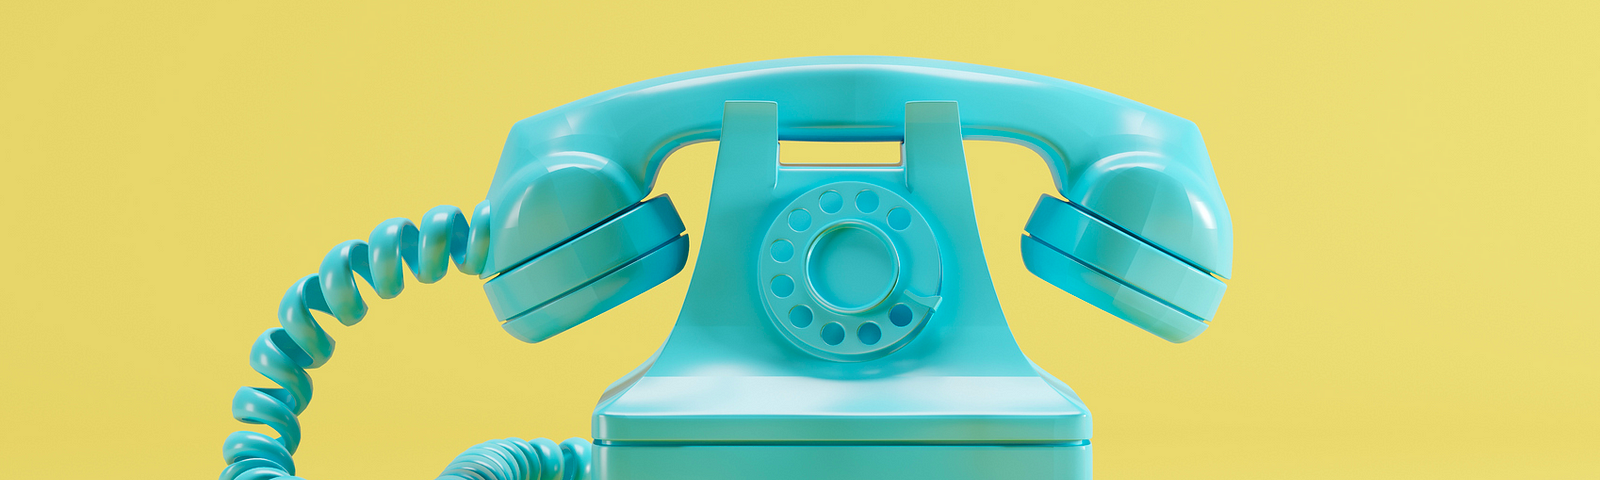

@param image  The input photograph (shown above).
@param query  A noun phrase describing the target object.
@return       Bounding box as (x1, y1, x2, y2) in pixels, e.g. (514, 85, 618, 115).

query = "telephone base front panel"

(593, 443, 1091, 480)
(593, 374, 1090, 442)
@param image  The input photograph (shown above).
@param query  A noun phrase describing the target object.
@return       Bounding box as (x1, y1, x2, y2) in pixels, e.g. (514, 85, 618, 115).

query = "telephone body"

(222, 56, 1233, 480)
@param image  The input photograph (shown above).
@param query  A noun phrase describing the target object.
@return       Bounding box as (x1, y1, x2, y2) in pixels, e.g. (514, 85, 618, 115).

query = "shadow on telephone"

(221, 56, 1234, 480)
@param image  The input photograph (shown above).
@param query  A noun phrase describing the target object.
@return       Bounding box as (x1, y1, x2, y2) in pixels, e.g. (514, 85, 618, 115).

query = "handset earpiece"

(1022, 195, 1225, 342)
(480, 153, 689, 343)
(483, 195, 688, 343)
(1021, 151, 1232, 342)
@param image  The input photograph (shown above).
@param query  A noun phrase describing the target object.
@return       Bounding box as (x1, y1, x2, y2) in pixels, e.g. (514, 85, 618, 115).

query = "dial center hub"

(806, 222, 899, 313)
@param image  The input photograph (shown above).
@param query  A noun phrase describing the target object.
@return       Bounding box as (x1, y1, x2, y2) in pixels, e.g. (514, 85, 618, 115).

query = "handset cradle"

(589, 101, 1090, 479)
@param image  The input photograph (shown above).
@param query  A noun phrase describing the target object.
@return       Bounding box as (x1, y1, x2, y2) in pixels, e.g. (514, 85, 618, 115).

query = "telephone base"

(593, 442, 1091, 480)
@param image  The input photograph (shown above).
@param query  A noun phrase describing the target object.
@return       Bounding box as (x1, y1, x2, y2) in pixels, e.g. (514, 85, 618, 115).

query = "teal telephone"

(222, 56, 1233, 480)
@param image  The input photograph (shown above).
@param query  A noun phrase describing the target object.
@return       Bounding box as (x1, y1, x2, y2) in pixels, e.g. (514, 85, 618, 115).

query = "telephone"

(221, 56, 1234, 480)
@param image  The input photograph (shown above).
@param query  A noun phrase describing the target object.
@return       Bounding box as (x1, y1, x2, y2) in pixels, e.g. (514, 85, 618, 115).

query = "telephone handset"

(222, 56, 1233, 480)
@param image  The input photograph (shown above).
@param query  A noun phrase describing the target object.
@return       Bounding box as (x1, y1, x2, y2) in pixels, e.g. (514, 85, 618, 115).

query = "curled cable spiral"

(220, 202, 591, 480)
(437, 437, 593, 480)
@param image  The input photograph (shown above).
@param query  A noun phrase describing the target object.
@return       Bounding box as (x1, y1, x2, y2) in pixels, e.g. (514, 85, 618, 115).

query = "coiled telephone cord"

(220, 202, 592, 480)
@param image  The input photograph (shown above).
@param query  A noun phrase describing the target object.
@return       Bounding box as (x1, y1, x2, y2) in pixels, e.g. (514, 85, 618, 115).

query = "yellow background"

(2, 1, 1595, 478)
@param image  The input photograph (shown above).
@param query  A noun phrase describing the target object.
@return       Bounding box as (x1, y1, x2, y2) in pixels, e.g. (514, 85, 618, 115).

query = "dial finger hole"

(788, 209, 812, 231)
(857, 322, 882, 345)
(819, 191, 842, 213)
(887, 207, 911, 230)
(820, 322, 845, 346)
(889, 303, 913, 327)
(771, 275, 795, 298)
(789, 305, 813, 328)
(771, 239, 794, 262)
(855, 190, 880, 213)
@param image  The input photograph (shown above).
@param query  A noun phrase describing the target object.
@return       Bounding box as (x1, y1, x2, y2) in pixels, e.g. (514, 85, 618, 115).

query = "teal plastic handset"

(222, 56, 1233, 480)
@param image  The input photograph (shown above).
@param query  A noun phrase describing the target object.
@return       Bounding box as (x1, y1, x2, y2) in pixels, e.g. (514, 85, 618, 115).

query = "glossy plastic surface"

(437, 437, 592, 480)
(589, 102, 1092, 478)
(757, 180, 942, 362)
(221, 56, 1235, 480)
(594, 443, 1090, 480)
(222, 204, 498, 480)
(483, 56, 1232, 283)
(484, 196, 688, 343)
(1023, 195, 1226, 342)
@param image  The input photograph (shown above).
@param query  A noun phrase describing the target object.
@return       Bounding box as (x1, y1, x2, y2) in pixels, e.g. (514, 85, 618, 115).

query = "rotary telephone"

(220, 56, 1234, 480)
